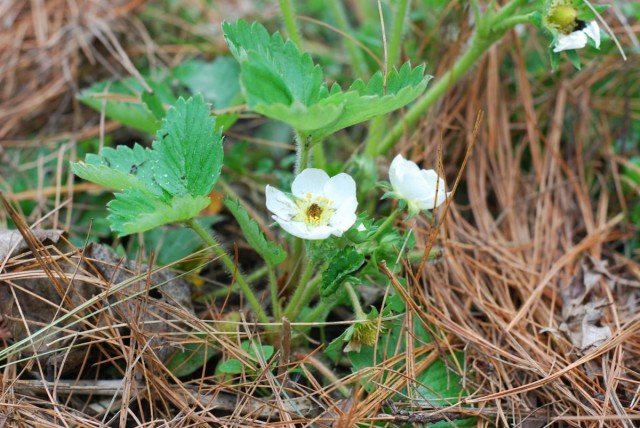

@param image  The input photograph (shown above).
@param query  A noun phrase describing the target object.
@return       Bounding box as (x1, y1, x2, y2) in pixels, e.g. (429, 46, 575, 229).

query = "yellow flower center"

(294, 194, 334, 226)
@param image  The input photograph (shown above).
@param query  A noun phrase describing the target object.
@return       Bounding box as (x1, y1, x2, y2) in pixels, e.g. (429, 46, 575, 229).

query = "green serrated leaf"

(223, 20, 327, 107)
(223, 21, 430, 136)
(71, 144, 160, 193)
(321, 246, 365, 298)
(312, 64, 431, 138)
(224, 198, 287, 265)
(254, 96, 344, 131)
(152, 95, 223, 197)
(108, 191, 210, 236)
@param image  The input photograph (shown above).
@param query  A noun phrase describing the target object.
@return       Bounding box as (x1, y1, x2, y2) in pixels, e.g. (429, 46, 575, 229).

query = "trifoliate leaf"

(72, 96, 222, 237)
(321, 246, 365, 298)
(223, 20, 344, 131)
(222, 20, 430, 137)
(152, 95, 223, 197)
(108, 190, 210, 235)
(224, 198, 287, 265)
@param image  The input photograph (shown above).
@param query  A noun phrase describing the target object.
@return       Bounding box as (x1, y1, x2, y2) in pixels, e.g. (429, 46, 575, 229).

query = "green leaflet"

(222, 20, 430, 137)
(108, 192, 210, 236)
(224, 198, 287, 265)
(152, 96, 224, 197)
(71, 95, 223, 236)
(312, 64, 431, 138)
(321, 246, 365, 298)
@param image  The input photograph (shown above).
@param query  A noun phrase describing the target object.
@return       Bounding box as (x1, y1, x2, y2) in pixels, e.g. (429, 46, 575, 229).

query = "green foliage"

(78, 77, 176, 134)
(72, 95, 223, 236)
(320, 246, 365, 298)
(217, 342, 275, 375)
(165, 334, 215, 378)
(173, 57, 243, 130)
(347, 316, 474, 427)
(224, 198, 287, 265)
(222, 20, 430, 138)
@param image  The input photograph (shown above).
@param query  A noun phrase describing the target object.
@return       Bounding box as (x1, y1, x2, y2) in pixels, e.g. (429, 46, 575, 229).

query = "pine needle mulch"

(1, 3, 639, 427)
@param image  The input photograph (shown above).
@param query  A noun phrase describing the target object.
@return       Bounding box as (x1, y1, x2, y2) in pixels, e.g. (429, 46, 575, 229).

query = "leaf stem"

(364, 0, 531, 157)
(268, 264, 282, 319)
(345, 282, 366, 320)
(187, 219, 269, 324)
(278, 0, 302, 47)
(371, 208, 402, 241)
(283, 258, 316, 318)
(294, 131, 311, 175)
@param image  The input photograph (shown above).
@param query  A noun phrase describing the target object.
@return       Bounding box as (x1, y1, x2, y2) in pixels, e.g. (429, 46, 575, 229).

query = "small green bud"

(547, 4, 578, 34)
(344, 319, 379, 352)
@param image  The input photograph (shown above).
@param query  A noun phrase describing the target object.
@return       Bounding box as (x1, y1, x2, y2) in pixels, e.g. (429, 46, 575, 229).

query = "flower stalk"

(187, 219, 270, 324)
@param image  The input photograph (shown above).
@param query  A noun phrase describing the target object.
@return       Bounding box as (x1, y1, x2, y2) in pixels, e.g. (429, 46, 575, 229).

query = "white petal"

(394, 169, 430, 201)
(273, 216, 333, 240)
(419, 170, 448, 209)
(291, 168, 330, 198)
(329, 196, 358, 232)
(265, 185, 297, 219)
(553, 31, 588, 52)
(417, 191, 450, 210)
(323, 173, 356, 205)
(389, 154, 420, 194)
(357, 223, 367, 232)
(583, 21, 600, 48)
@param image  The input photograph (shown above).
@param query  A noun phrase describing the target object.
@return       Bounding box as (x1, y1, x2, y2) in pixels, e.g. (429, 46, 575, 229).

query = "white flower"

(389, 154, 449, 211)
(553, 21, 601, 52)
(265, 168, 358, 240)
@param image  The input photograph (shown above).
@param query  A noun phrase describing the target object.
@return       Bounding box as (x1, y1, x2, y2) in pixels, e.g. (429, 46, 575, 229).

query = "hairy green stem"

(328, 0, 367, 77)
(283, 258, 316, 318)
(187, 219, 269, 324)
(294, 131, 311, 175)
(278, 0, 302, 47)
(267, 264, 282, 319)
(365, 1, 532, 157)
(345, 283, 366, 320)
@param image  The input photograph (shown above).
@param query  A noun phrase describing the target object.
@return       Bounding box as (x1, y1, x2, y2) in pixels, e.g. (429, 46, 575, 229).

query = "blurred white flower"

(389, 154, 449, 212)
(266, 169, 357, 240)
(553, 21, 601, 52)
